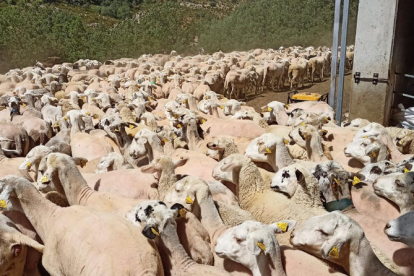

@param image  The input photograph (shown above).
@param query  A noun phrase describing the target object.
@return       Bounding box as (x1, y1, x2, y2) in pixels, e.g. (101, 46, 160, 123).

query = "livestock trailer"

(348, 0, 414, 126)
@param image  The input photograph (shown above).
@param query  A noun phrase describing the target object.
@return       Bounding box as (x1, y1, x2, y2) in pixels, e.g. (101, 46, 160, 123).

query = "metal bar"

(329, 0, 342, 108)
(394, 92, 414, 100)
(395, 73, 414, 79)
(335, 0, 350, 124)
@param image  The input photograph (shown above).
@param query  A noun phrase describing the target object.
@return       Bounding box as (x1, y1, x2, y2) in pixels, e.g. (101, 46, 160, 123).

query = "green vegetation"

(0, 0, 359, 72)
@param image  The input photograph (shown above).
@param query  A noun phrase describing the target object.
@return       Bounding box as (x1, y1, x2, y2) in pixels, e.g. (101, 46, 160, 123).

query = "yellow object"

(405, 168, 410, 173)
(0, 200, 6, 209)
(64, 117, 69, 121)
(151, 228, 160, 236)
(114, 129, 119, 132)
(324, 117, 329, 123)
(291, 92, 322, 101)
(334, 178, 341, 186)
(54, 124, 59, 128)
(173, 134, 177, 139)
(363, 136, 368, 138)
(26, 162, 32, 168)
(179, 209, 187, 218)
(401, 139, 405, 144)
(267, 107, 272, 112)
(283, 139, 289, 145)
(41, 175, 49, 183)
(300, 123, 306, 126)
(177, 124, 182, 129)
(329, 246, 339, 258)
(256, 242, 266, 252)
(129, 124, 134, 129)
(22, 103, 27, 107)
(285, 104, 290, 109)
(370, 151, 377, 158)
(220, 105, 224, 109)
(205, 96, 210, 100)
(200, 119, 206, 124)
(185, 196, 194, 205)
(163, 138, 169, 143)
(352, 176, 361, 186)
(85, 112, 91, 115)
(266, 148, 272, 154)
(148, 97, 152, 101)
(183, 100, 187, 104)
(277, 222, 288, 232)
(93, 115, 98, 119)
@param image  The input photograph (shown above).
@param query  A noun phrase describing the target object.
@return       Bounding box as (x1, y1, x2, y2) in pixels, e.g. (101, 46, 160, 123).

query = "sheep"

(206, 137, 239, 161)
(372, 172, 414, 214)
(385, 211, 414, 249)
(94, 152, 134, 173)
(223, 99, 245, 116)
(215, 220, 296, 276)
(291, 211, 400, 276)
(344, 137, 389, 166)
(0, 214, 45, 276)
(126, 201, 229, 275)
(0, 175, 163, 276)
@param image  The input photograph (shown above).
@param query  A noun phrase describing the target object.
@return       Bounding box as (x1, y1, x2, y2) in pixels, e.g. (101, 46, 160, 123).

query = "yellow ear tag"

(205, 96, 210, 100)
(401, 140, 405, 144)
(64, 117, 69, 121)
(173, 134, 177, 139)
(370, 151, 377, 158)
(285, 104, 290, 109)
(41, 175, 49, 183)
(334, 178, 341, 186)
(129, 124, 134, 129)
(183, 100, 187, 104)
(256, 242, 266, 252)
(163, 138, 169, 143)
(324, 117, 329, 123)
(363, 136, 368, 138)
(277, 222, 288, 232)
(0, 200, 7, 209)
(300, 123, 306, 126)
(200, 119, 206, 124)
(267, 107, 272, 112)
(352, 176, 361, 186)
(22, 103, 27, 107)
(179, 208, 187, 218)
(329, 246, 339, 258)
(114, 129, 119, 132)
(27, 161, 32, 168)
(220, 105, 224, 109)
(151, 228, 160, 236)
(177, 124, 182, 129)
(283, 139, 289, 145)
(266, 148, 272, 154)
(185, 196, 194, 204)
(405, 168, 410, 173)
(54, 124, 59, 128)
(93, 115, 98, 119)
(86, 112, 91, 115)
(148, 97, 152, 101)
(322, 130, 328, 134)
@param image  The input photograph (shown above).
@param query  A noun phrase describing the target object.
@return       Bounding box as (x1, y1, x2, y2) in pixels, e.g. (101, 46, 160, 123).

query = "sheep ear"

(9, 232, 44, 254)
(174, 157, 188, 169)
(240, 102, 246, 105)
(141, 163, 158, 174)
(271, 220, 296, 234)
(220, 157, 238, 172)
(247, 236, 264, 256)
(73, 157, 88, 168)
(295, 169, 304, 182)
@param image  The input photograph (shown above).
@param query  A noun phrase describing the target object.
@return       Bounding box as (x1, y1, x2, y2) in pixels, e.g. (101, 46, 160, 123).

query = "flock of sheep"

(0, 46, 412, 276)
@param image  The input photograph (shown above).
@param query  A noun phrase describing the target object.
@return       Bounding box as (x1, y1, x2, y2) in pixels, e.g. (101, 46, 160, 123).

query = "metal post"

(335, 0, 350, 124)
(329, 0, 342, 108)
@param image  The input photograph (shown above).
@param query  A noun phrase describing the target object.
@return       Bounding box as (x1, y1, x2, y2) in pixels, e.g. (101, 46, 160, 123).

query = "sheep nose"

(290, 232, 295, 239)
(271, 185, 280, 191)
(385, 223, 391, 229)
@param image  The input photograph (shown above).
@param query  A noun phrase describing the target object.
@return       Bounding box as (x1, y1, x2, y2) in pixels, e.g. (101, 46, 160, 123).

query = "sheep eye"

(395, 180, 405, 188)
(318, 229, 329, 236)
(235, 237, 243, 243)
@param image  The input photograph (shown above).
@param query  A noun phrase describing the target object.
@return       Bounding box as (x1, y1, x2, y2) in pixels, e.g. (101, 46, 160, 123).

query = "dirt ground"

(246, 73, 353, 118)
